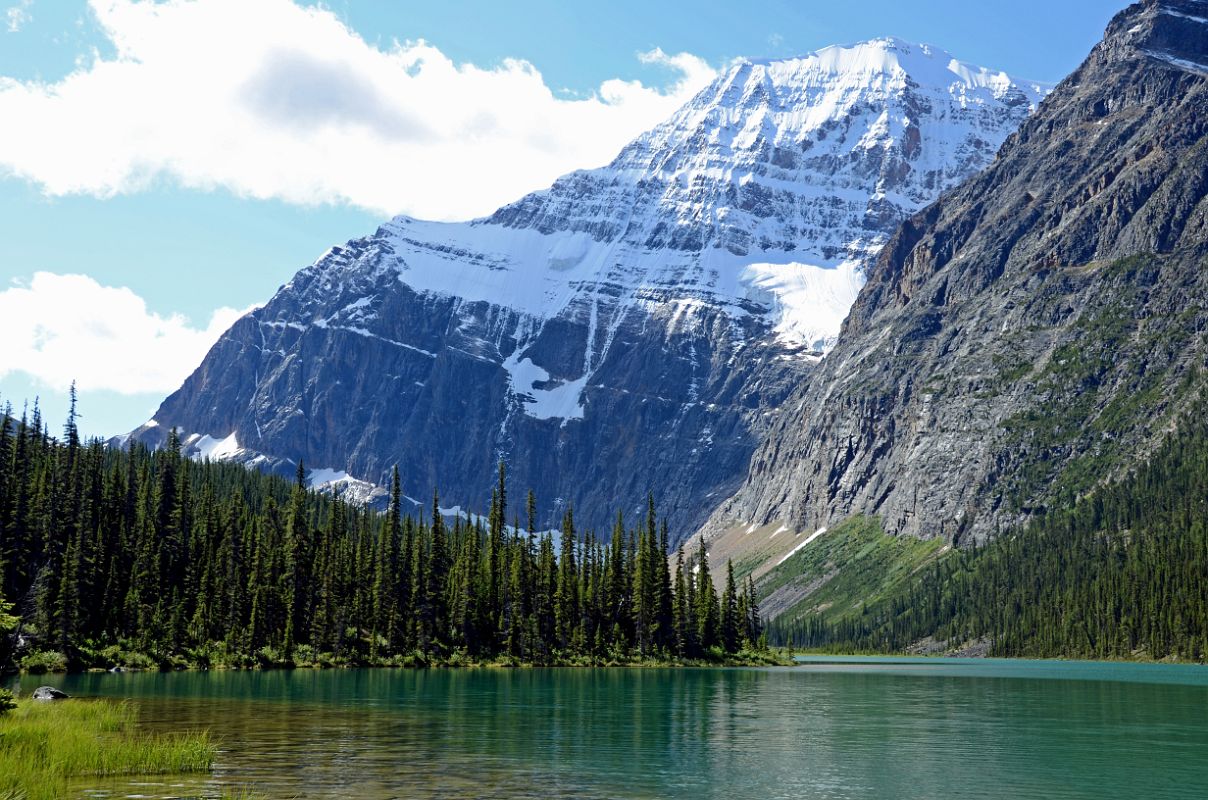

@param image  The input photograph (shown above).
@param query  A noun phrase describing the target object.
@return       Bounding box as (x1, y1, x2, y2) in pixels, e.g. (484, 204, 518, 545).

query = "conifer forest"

(0, 393, 767, 672)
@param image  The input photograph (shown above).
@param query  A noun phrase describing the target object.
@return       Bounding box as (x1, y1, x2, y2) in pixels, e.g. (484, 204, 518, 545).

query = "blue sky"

(0, 0, 1124, 438)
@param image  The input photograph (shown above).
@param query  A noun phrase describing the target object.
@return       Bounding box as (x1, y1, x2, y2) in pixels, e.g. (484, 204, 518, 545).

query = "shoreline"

(787, 649, 1208, 666)
(6, 651, 793, 678)
(10, 650, 1207, 680)
(12, 641, 1206, 679)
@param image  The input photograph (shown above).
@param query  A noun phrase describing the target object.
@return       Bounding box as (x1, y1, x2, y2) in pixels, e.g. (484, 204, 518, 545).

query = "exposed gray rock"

(707, 0, 1208, 545)
(129, 41, 1043, 539)
(31, 686, 68, 701)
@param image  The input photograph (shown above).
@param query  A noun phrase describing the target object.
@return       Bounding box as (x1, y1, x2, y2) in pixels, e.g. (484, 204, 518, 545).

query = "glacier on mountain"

(285, 37, 1047, 421)
(134, 37, 1048, 534)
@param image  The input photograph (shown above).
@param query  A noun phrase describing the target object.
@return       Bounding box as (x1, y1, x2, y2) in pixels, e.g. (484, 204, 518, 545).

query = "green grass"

(754, 516, 947, 626)
(0, 699, 215, 800)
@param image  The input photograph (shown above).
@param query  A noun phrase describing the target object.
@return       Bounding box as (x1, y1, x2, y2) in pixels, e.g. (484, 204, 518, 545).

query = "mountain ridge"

(704, 0, 1208, 546)
(129, 37, 1046, 536)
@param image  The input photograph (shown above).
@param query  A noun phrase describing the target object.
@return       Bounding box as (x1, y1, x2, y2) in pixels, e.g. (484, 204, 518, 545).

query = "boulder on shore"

(31, 686, 69, 701)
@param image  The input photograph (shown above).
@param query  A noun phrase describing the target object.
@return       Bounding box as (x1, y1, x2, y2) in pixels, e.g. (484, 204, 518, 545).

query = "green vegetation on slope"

(996, 254, 1204, 513)
(0, 391, 770, 673)
(771, 403, 1208, 662)
(0, 699, 213, 800)
(753, 516, 946, 625)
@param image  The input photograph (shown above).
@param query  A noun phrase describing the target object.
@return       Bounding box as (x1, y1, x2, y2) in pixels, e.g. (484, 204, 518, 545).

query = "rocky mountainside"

(708, 0, 1208, 545)
(131, 39, 1044, 534)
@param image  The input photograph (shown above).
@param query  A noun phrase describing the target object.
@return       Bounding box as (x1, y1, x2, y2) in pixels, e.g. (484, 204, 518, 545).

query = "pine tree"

(423, 493, 450, 655)
(282, 461, 311, 656)
(656, 518, 673, 652)
(694, 538, 720, 651)
(535, 529, 557, 660)
(720, 559, 740, 654)
(745, 575, 763, 649)
(488, 462, 507, 630)
(633, 497, 657, 656)
(673, 545, 691, 658)
(606, 511, 628, 646)
(369, 474, 399, 659)
(555, 507, 579, 652)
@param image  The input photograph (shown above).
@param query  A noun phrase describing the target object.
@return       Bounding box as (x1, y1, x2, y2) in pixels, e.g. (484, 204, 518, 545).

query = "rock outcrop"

(129, 40, 1044, 536)
(708, 0, 1208, 544)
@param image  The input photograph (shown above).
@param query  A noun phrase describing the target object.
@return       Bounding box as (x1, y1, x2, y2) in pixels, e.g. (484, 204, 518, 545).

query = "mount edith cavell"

(8, 2, 1208, 798)
(15, 0, 1197, 665)
(107, 0, 1208, 662)
(128, 38, 1046, 534)
(713, 0, 1208, 542)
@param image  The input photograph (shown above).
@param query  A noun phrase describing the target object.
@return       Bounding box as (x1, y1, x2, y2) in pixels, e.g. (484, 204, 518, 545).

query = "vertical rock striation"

(709, 0, 1208, 544)
(130, 39, 1044, 536)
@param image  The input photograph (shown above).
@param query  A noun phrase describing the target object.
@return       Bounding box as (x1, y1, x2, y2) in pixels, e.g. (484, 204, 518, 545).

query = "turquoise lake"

(13, 657, 1208, 799)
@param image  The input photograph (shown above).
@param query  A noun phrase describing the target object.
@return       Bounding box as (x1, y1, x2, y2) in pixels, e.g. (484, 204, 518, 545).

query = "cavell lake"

(14, 658, 1208, 799)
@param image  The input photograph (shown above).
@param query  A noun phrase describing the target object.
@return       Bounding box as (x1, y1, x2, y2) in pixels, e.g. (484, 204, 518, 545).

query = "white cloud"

(0, 272, 251, 394)
(0, 0, 716, 220)
(5, 0, 32, 33)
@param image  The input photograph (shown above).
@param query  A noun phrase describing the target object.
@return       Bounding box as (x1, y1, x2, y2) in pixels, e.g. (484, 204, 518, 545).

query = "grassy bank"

(0, 698, 215, 800)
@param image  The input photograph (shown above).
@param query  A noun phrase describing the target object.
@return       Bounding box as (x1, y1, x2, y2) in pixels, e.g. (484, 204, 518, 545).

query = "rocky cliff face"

(132, 39, 1044, 535)
(708, 0, 1208, 544)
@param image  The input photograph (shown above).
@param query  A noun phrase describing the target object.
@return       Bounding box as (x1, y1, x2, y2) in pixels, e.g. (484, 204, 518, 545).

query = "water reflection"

(14, 664, 1208, 799)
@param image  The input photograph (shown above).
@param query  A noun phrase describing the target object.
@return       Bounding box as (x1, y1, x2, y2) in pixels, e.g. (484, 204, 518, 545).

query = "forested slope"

(0, 394, 766, 671)
(770, 403, 1208, 661)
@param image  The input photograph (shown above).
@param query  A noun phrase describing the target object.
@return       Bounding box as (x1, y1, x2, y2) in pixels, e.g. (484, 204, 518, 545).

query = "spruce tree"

(720, 559, 740, 654)
(555, 507, 579, 651)
(694, 538, 720, 651)
(282, 461, 310, 656)
(673, 545, 690, 658)
(745, 576, 763, 649)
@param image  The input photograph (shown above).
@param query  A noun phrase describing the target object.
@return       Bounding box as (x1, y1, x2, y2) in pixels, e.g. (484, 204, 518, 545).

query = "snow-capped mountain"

(131, 38, 1047, 537)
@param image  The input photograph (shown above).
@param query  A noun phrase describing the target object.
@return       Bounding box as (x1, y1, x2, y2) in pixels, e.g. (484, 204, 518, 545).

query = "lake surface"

(12, 658, 1208, 799)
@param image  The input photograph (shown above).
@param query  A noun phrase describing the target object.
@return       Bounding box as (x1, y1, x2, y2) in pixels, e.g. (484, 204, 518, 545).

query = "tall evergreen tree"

(694, 538, 720, 651)
(673, 545, 691, 657)
(282, 461, 311, 656)
(555, 507, 579, 651)
(720, 559, 740, 654)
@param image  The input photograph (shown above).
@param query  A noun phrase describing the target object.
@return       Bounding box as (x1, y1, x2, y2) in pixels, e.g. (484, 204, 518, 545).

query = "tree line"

(0, 391, 765, 671)
(770, 405, 1208, 662)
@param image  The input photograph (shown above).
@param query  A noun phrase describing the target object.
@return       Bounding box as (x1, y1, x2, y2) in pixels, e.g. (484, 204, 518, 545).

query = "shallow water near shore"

(13, 658, 1208, 799)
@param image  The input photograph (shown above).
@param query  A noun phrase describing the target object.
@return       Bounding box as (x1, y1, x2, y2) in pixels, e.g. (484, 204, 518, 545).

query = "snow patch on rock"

(776, 526, 829, 566)
(188, 432, 244, 461)
(308, 467, 387, 505)
(502, 352, 589, 421)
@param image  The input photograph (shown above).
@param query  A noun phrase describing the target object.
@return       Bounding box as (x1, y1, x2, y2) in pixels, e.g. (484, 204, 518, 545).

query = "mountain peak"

(739, 36, 922, 67)
(730, 37, 1045, 99)
(139, 36, 1047, 537)
(485, 38, 1048, 266)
